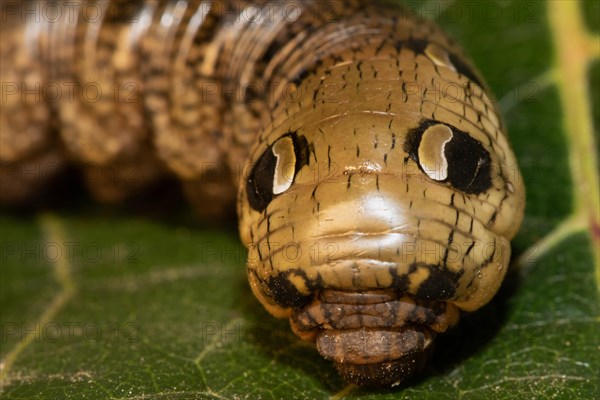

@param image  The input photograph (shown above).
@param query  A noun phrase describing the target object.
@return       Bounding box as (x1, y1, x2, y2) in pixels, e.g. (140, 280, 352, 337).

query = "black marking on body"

(415, 264, 463, 301)
(356, 60, 363, 79)
(444, 127, 492, 194)
(394, 38, 428, 54)
(465, 241, 475, 257)
(389, 264, 413, 293)
(290, 67, 312, 88)
(392, 38, 484, 88)
(448, 52, 484, 88)
(311, 185, 318, 200)
(264, 270, 313, 308)
(442, 230, 455, 266)
(292, 134, 310, 172)
(244, 84, 262, 103)
(246, 145, 277, 212)
(247, 131, 310, 211)
(404, 119, 493, 194)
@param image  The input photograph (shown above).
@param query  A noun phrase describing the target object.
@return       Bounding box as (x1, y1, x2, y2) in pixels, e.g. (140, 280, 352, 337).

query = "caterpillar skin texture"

(1, 0, 526, 387)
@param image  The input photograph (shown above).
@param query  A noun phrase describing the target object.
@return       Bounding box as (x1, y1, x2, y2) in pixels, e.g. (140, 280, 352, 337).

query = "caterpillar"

(0, 0, 525, 387)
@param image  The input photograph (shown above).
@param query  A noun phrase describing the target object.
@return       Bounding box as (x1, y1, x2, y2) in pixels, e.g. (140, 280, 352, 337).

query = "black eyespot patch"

(404, 119, 492, 194)
(246, 132, 310, 211)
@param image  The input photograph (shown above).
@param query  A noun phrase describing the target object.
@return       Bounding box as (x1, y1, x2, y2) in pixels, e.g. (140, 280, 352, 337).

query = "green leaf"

(1, 0, 598, 398)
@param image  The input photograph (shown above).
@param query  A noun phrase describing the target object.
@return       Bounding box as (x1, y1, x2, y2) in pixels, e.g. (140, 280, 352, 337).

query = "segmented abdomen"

(1, 0, 375, 210)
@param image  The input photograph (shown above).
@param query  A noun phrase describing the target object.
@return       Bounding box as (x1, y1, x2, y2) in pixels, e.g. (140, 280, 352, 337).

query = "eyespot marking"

(394, 39, 483, 87)
(272, 137, 296, 195)
(247, 132, 310, 211)
(417, 124, 453, 181)
(424, 43, 456, 71)
(405, 120, 493, 194)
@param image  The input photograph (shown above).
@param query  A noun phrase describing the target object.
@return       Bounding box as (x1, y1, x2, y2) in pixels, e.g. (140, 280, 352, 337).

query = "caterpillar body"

(0, 0, 525, 387)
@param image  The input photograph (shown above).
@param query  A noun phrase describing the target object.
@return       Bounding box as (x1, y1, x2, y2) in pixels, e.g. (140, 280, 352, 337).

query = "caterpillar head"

(237, 62, 525, 386)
